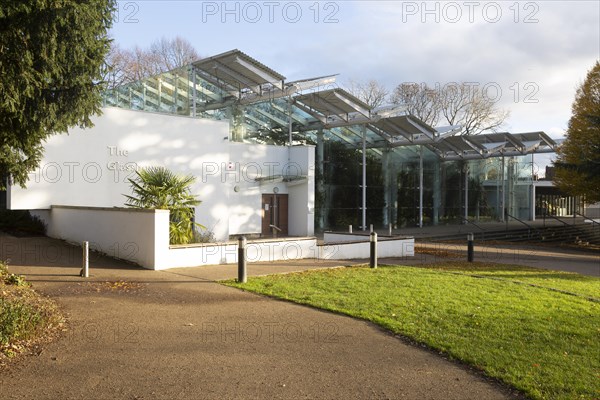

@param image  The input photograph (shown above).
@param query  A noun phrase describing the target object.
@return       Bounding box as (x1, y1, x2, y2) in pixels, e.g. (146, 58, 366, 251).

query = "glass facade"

(102, 56, 571, 232)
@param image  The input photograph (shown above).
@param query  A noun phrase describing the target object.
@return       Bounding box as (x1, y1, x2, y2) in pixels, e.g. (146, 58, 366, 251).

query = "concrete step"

(418, 223, 600, 246)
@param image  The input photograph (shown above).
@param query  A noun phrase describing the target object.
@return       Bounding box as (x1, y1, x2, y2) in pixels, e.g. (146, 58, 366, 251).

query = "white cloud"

(109, 0, 599, 134)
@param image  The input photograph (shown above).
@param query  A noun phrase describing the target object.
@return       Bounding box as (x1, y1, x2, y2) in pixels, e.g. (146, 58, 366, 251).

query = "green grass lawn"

(224, 262, 600, 400)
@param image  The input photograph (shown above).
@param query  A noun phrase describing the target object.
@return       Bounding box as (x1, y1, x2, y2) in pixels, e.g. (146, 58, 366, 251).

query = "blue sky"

(109, 0, 600, 149)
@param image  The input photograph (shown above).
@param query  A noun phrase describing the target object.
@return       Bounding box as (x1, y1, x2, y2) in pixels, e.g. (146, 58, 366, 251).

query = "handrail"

(544, 213, 570, 227)
(574, 211, 600, 227)
(461, 217, 486, 240)
(506, 213, 542, 238)
(269, 224, 282, 238)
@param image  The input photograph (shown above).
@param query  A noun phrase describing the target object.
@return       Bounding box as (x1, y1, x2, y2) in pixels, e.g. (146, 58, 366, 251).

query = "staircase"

(418, 222, 600, 247)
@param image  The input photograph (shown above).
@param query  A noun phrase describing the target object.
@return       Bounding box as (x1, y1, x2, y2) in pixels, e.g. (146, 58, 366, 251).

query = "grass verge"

(0, 262, 64, 366)
(224, 262, 600, 400)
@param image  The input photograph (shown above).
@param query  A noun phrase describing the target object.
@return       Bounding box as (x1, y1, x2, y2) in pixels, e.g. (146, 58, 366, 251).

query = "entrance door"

(261, 194, 288, 236)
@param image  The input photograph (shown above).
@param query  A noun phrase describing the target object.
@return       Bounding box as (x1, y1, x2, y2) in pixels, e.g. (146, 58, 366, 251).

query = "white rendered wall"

(37, 206, 412, 269)
(10, 108, 232, 240)
(227, 142, 290, 236)
(323, 232, 372, 243)
(320, 236, 415, 259)
(10, 108, 315, 240)
(160, 238, 318, 270)
(42, 205, 169, 268)
(288, 146, 315, 237)
(584, 202, 600, 219)
(227, 143, 314, 237)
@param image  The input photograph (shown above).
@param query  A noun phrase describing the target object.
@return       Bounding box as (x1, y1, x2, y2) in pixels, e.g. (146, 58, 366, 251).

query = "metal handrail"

(506, 213, 541, 238)
(269, 224, 282, 238)
(574, 211, 600, 227)
(461, 217, 486, 240)
(544, 213, 570, 227)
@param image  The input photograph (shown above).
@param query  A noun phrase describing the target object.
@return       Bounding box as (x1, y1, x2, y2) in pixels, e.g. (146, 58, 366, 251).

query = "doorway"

(261, 194, 288, 236)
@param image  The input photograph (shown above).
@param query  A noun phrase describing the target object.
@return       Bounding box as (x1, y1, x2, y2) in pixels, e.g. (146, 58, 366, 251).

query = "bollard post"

(370, 232, 377, 268)
(349, 225, 353, 233)
(80, 241, 89, 278)
(238, 236, 247, 283)
(388, 223, 392, 236)
(467, 233, 474, 262)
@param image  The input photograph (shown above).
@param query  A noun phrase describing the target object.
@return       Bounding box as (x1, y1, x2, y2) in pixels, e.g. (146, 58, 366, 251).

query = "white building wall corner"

(151, 209, 171, 270)
(288, 145, 315, 237)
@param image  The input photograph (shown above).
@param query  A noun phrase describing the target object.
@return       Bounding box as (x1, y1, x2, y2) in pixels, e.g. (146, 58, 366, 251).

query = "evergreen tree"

(0, 1, 116, 189)
(554, 61, 600, 203)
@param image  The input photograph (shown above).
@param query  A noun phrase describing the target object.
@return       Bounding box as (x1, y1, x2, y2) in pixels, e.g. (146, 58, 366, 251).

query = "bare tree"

(103, 36, 200, 88)
(390, 82, 509, 134)
(149, 36, 200, 72)
(127, 45, 162, 82)
(101, 43, 132, 89)
(346, 79, 389, 108)
(389, 83, 441, 126)
(439, 83, 509, 135)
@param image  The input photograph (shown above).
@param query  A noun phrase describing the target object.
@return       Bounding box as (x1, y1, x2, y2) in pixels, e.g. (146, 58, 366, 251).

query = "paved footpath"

(0, 235, 528, 399)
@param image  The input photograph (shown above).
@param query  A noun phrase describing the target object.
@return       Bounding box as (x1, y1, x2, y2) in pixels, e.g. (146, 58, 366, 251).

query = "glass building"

(102, 49, 573, 232)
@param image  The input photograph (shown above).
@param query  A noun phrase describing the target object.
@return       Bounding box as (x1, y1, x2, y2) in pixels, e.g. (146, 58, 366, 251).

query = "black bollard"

(467, 233, 474, 262)
(238, 236, 247, 283)
(370, 232, 378, 268)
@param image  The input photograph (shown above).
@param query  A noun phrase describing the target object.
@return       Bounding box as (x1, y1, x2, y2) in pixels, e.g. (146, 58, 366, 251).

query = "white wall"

(288, 146, 315, 237)
(584, 203, 600, 219)
(321, 235, 415, 259)
(323, 232, 371, 243)
(161, 238, 318, 270)
(226, 143, 314, 237)
(227, 142, 290, 236)
(10, 108, 315, 240)
(39, 205, 169, 268)
(36, 206, 412, 270)
(10, 108, 232, 240)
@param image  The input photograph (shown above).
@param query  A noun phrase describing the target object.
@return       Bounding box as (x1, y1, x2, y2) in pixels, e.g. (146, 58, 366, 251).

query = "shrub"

(124, 166, 203, 245)
(0, 299, 42, 345)
(0, 210, 46, 236)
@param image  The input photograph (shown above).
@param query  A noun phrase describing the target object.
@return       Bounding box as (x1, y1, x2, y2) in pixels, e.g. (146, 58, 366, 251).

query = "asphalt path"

(0, 234, 566, 399)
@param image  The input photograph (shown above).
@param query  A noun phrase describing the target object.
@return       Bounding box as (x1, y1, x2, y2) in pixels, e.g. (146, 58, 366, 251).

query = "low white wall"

(324, 232, 372, 243)
(41, 205, 169, 268)
(319, 238, 415, 260)
(160, 238, 318, 270)
(158, 237, 414, 269)
(40, 207, 413, 270)
(584, 203, 600, 219)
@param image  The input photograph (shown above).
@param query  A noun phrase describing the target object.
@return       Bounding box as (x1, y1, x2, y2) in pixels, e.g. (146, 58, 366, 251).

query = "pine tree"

(0, 1, 116, 189)
(554, 61, 600, 203)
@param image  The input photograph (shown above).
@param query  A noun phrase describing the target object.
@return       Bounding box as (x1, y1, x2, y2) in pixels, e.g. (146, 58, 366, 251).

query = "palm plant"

(124, 166, 203, 244)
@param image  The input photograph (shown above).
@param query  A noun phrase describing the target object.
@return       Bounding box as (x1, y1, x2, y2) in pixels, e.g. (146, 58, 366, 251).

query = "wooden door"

(261, 194, 288, 236)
